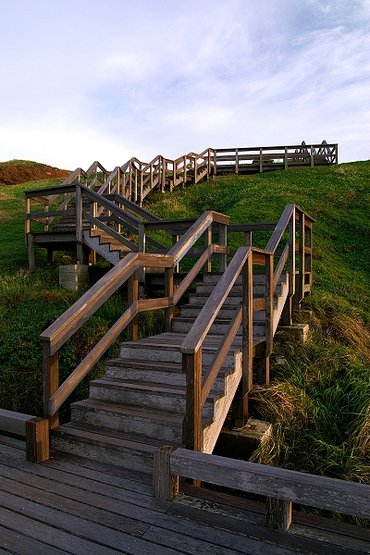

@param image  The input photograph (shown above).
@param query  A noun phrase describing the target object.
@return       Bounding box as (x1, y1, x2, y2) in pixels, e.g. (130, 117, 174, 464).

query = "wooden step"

(180, 304, 266, 321)
(172, 317, 266, 337)
(120, 332, 242, 365)
(51, 423, 178, 473)
(89, 378, 219, 418)
(70, 398, 184, 443)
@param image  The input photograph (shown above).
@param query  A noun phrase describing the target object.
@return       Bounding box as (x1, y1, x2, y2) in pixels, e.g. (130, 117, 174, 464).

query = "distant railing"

(57, 141, 336, 207)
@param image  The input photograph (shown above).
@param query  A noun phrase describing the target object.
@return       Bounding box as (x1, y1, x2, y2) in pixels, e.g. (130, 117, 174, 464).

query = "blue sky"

(0, 0, 369, 169)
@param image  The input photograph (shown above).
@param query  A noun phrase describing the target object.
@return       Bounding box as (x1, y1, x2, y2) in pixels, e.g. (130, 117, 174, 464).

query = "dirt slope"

(0, 160, 69, 186)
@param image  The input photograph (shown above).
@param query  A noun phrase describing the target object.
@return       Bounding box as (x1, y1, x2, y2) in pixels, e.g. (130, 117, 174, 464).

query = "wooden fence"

(153, 446, 370, 532)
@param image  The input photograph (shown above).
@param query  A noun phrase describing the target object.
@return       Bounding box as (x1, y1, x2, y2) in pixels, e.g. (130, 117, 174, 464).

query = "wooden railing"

(180, 204, 314, 451)
(213, 141, 338, 174)
(0, 409, 49, 463)
(153, 446, 370, 532)
(41, 211, 229, 428)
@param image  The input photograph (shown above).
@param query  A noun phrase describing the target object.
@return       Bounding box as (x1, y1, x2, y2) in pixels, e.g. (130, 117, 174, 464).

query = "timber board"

(0, 436, 367, 554)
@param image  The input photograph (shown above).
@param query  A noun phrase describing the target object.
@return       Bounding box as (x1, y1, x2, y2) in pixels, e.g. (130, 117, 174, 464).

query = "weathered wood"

(265, 253, 274, 357)
(266, 498, 292, 531)
(181, 247, 249, 353)
(25, 417, 49, 463)
(0, 409, 31, 436)
(202, 305, 242, 406)
(153, 446, 179, 500)
(183, 349, 203, 451)
(169, 448, 370, 520)
(127, 271, 139, 341)
(43, 343, 59, 428)
(164, 267, 174, 332)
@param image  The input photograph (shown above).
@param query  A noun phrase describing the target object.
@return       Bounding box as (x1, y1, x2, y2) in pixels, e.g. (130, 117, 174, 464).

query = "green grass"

(145, 162, 370, 483)
(0, 163, 369, 486)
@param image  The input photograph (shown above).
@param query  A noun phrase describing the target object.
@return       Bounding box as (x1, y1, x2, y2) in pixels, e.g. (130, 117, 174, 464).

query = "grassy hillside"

(0, 161, 369, 484)
(146, 162, 370, 482)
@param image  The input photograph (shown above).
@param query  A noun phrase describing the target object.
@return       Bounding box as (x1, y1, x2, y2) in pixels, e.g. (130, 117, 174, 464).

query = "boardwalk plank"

(0, 490, 178, 555)
(0, 453, 165, 511)
(0, 523, 68, 555)
(0, 508, 120, 555)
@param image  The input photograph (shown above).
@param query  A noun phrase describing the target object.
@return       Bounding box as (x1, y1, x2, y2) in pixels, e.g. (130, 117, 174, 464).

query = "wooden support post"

(235, 148, 239, 174)
(75, 185, 83, 263)
(266, 498, 292, 532)
(153, 446, 179, 501)
(213, 150, 217, 176)
(284, 146, 288, 170)
(310, 145, 314, 167)
(282, 211, 295, 326)
(183, 349, 203, 452)
(259, 148, 263, 173)
(26, 417, 49, 463)
(219, 224, 227, 273)
(254, 353, 270, 386)
(27, 233, 35, 268)
(165, 267, 174, 332)
(206, 227, 212, 273)
(127, 271, 139, 341)
(234, 255, 253, 427)
(42, 341, 59, 429)
(265, 254, 274, 356)
(295, 212, 305, 308)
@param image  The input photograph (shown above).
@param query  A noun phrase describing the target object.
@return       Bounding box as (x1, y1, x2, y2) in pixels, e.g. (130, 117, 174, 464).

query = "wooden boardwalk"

(0, 435, 368, 554)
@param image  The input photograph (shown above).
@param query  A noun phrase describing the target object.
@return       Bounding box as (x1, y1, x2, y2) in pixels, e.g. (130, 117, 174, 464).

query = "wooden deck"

(0, 435, 368, 554)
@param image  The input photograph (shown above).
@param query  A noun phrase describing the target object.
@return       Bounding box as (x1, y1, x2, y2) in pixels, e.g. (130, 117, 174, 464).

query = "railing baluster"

(219, 223, 228, 272)
(164, 267, 174, 332)
(127, 271, 139, 341)
(75, 185, 83, 263)
(42, 340, 59, 429)
(265, 253, 274, 364)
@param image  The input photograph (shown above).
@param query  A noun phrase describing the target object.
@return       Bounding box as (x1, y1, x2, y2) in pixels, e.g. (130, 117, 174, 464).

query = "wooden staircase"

(38, 206, 314, 476)
(51, 271, 289, 472)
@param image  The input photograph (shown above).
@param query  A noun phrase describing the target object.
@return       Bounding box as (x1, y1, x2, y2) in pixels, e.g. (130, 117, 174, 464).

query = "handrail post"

(75, 184, 83, 263)
(282, 209, 295, 325)
(42, 340, 59, 429)
(295, 211, 305, 308)
(235, 148, 239, 174)
(310, 145, 314, 167)
(165, 267, 174, 332)
(265, 253, 274, 370)
(206, 226, 212, 273)
(127, 271, 139, 341)
(213, 149, 217, 176)
(183, 348, 202, 451)
(235, 253, 253, 427)
(219, 223, 228, 272)
(259, 148, 263, 173)
(284, 146, 288, 170)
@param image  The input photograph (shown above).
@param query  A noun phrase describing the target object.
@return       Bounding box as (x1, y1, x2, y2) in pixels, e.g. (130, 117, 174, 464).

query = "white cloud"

(0, 0, 369, 168)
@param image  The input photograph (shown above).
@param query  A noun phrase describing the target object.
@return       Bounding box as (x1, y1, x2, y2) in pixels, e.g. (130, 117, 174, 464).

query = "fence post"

(165, 267, 174, 332)
(219, 223, 228, 273)
(42, 340, 59, 429)
(75, 184, 83, 263)
(295, 212, 305, 308)
(235, 253, 253, 427)
(153, 446, 179, 500)
(127, 271, 139, 341)
(26, 417, 49, 463)
(282, 209, 295, 325)
(266, 498, 292, 532)
(183, 349, 202, 452)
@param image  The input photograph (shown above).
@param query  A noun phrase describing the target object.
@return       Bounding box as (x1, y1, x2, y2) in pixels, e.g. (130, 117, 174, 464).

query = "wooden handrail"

(154, 447, 370, 532)
(42, 209, 231, 425)
(168, 211, 229, 265)
(182, 247, 250, 354)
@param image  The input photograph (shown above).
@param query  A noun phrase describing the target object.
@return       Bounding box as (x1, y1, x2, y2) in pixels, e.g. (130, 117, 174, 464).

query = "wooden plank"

(153, 445, 179, 500)
(169, 449, 370, 520)
(181, 247, 249, 353)
(25, 417, 49, 463)
(266, 498, 292, 532)
(183, 349, 203, 451)
(0, 523, 68, 554)
(0, 409, 31, 436)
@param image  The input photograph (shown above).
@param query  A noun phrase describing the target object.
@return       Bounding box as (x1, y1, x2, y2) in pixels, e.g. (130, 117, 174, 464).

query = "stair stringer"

(82, 230, 121, 265)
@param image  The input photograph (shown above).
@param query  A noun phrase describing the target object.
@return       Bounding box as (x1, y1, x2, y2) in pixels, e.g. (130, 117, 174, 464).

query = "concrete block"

(59, 264, 89, 290)
(277, 323, 310, 343)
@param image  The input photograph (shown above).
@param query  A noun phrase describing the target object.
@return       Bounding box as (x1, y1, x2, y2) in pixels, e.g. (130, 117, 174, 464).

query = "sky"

(0, 0, 369, 170)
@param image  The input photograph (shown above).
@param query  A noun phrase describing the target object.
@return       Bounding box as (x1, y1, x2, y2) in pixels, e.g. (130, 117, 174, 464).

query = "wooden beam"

(26, 417, 49, 463)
